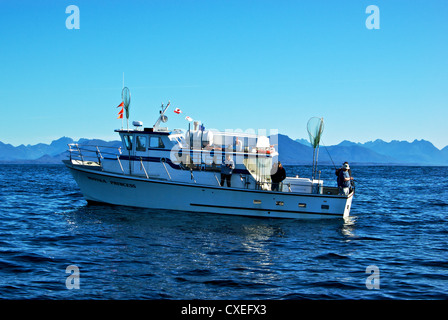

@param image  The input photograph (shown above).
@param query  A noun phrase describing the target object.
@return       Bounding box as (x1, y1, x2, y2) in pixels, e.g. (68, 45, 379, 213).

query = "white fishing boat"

(63, 88, 354, 219)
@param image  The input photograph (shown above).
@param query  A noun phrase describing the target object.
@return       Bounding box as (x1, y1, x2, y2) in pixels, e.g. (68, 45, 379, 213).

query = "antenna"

(153, 100, 171, 131)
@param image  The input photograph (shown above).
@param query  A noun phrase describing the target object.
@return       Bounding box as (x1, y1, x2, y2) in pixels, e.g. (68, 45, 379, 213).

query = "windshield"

(123, 135, 133, 150)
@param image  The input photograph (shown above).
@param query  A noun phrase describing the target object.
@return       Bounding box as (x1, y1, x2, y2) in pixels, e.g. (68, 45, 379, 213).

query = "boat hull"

(64, 161, 353, 219)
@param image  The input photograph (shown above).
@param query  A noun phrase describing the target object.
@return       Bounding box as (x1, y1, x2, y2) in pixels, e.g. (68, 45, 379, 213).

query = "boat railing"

(68, 143, 122, 166)
(255, 180, 340, 195)
(67, 143, 341, 195)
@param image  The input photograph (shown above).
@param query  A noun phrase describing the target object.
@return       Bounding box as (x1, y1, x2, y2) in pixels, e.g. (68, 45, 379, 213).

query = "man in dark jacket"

(270, 161, 286, 191)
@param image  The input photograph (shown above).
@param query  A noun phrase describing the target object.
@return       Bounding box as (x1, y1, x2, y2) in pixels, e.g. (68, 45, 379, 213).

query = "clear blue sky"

(1, 0, 447, 149)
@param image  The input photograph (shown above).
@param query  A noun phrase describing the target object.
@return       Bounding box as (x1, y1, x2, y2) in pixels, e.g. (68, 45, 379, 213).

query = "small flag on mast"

(185, 116, 193, 122)
(117, 101, 124, 119)
(174, 108, 182, 114)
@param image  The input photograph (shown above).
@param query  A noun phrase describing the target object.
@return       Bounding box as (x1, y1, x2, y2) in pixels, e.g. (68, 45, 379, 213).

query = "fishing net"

(122, 87, 131, 120)
(307, 117, 324, 149)
(307, 117, 324, 180)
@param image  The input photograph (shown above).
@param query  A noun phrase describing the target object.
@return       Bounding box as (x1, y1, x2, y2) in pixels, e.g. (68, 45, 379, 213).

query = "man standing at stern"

(338, 163, 354, 195)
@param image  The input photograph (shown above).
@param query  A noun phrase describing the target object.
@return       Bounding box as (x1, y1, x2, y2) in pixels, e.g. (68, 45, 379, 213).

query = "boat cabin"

(110, 120, 278, 190)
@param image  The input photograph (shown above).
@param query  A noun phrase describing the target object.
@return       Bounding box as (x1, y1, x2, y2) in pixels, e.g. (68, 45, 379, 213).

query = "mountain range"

(0, 137, 121, 164)
(281, 135, 448, 166)
(0, 135, 447, 166)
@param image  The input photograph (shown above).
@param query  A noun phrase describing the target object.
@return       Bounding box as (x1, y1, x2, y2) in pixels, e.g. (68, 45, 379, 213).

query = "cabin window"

(298, 203, 307, 208)
(149, 137, 165, 148)
(123, 135, 133, 150)
(136, 136, 147, 152)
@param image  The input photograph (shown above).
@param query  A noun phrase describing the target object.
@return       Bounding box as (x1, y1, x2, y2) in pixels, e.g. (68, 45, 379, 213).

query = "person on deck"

(338, 163, 354, 195)
(270, 161, 286, 191)
(235, 137, 243, 152)
(220, 155, 235, 187)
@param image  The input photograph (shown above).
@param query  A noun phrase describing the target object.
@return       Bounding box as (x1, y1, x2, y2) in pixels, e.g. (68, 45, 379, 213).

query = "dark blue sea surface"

(0, 164, 447, 299)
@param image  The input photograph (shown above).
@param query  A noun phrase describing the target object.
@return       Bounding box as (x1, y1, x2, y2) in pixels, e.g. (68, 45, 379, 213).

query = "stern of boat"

(343, 191, 355, 218)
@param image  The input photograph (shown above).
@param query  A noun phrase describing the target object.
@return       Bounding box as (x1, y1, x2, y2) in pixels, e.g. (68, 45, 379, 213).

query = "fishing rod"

(319, 137, 388, 200)
(320, 139, 384, 198)
(320, 140, 337, 170)
(352, 178, 384, 199)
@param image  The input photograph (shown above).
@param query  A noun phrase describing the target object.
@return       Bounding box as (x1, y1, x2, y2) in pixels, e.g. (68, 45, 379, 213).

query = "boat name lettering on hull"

(87, 176, 136, 188)
(87, 176, 107, 183)
(109, 180, 136, 188)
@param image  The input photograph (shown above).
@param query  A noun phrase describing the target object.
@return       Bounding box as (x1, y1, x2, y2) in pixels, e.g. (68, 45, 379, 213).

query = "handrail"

(76, 144, 84, 162)
(68, 143, 122, 149)
(160, 158, 172, 181)
(140, 156, 149, 179)
(213, 173, 221, 186)
(69, 144, 122, 156)
(67, 143, 122, 165)
(117, 155, 125, 174)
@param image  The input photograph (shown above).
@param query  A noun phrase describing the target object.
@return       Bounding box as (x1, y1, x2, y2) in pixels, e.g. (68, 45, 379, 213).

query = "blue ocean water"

(0, 164, 447, 299)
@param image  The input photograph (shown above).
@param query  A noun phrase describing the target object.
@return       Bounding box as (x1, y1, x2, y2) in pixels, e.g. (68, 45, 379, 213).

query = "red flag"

(117, 102, 124, 108)
(174, 108, 182, 114)
(117, 105, 124, 119)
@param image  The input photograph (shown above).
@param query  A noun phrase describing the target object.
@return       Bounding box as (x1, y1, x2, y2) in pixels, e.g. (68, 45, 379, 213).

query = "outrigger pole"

(121, 73, 124, 130)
